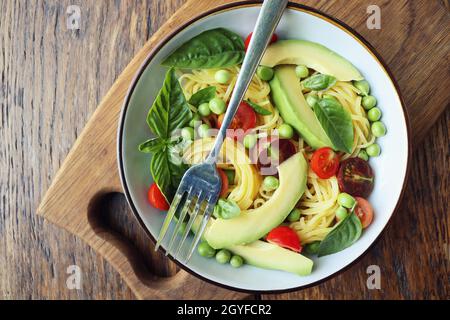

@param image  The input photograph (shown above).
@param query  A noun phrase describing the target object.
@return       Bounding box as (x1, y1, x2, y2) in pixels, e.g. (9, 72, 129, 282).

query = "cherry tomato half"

(338, 157, 374, 197)
(310, 147, 340, 179)
(217, 101, 257, 140)
(217, 168, 229, 198)
(266, 226, 302, 253)
(147, 183, 170, 211)
(244, 32, 278, 51)
(354, 197, 374, 228)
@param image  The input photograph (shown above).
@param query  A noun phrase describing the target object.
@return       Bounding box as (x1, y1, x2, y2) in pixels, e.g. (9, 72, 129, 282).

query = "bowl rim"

(117, 1, 412, 294)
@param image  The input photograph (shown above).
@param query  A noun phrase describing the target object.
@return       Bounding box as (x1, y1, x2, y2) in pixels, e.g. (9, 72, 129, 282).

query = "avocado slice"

(191, 218, 313, 276)
(260, 40, 363, 81)
(204, 152, 307, 249)
(229, 241, 313, 276)
(270, 66, 333, 149)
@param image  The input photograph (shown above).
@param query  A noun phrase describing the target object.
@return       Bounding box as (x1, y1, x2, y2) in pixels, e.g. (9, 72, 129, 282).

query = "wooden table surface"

(0, 0, 449, 299)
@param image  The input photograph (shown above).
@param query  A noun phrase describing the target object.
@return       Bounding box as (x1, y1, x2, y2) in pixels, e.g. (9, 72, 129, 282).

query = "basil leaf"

(139, 137, 165, 153)
(188, 86, 216, 106)
(162, 28, 245, 69)
(141, 68, 192, 201)
(303, 74, 336, 91)
(318, 212, 362, 257)
(304, 241, 321, 255)
(245, 100, 272, 116)
(150, 146, 188, 202)
(313, 98, 354, 153)
(147, 68, 192, 138)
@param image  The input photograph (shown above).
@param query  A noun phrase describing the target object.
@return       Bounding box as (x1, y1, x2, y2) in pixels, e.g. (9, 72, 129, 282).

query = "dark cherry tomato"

(266, 226, 302, 253)
(310, 147, 340, 179)
(147, 183, 170, 211)
(251, 137, 297, 175)
(217, 101, 256, 140)
(244, 32, 278, 51)
(217, 168, 229, 198)
(354, 197, 374, 228)
(338, 157, 374, 198)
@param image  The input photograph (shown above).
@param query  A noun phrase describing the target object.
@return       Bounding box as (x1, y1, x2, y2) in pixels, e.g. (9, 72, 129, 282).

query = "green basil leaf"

(304, 241, 321, 255)
(188, 86, 216, 106)
(313, 98, 354, 153)
(162, 28, 245, 69)
(318, 212, 362, 257)
(147, 68, 192, 138)
(245, 100, 272, 116)
(139, 137, 165, 153)
(150, 146, 188, 202)
(303, 74, 336, 91)
(143, 68, 192, 201)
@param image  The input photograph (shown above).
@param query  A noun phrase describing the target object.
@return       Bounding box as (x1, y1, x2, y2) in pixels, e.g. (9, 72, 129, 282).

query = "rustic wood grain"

(0, 0, 448, 299)
(0, 0, 190, 300)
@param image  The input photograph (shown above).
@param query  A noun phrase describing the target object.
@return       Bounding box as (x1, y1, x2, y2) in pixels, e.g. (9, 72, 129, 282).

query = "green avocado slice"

(270, 65, 334, 150)
(204, 152, 307, 249)
(260, 40, 363, 81)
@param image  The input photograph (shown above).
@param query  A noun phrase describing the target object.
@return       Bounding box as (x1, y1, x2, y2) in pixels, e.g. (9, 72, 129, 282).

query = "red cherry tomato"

(217, 168, 229, 198)
(310, 147, 340, 179)
(354, 197, 374, 228)
(266, 226, 302, 253)
(244, 32, 278, 51)
(338, 157, 374, 197)
(147, 183, 170, 211)
(217, 101, 256, 140)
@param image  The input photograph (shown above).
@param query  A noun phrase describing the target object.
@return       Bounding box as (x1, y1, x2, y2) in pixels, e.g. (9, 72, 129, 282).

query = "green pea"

(263, 176, 279, 191)
(243, 134, 257, 149)
(362, 95, 377, 110)
(287, 208, 301, 222)
(214, 69, 231, 84)
(335, 206, 348, 221)
(181, 127, 195, 141)
(304, 241, 321, 254)
(295, 65, 309, 78)
(306, 94, 319, 107)
(371, 121, 387, 137)
(230, 255, 244, 268)
(257, 66, 274, 81)
(198, 123, 210, 138)
(177, 222, 188, 235)
(209, 98, 226, 115)
(215, 249, 231, 264)
(278, 123, 294, 139)
(357, 149, 369, 161)
(197, 241, 216, 258)
(366, 143, 381, 157)
(353, 80, 370, 96)
(224, 169, 235, 184)
(189, 113, 201, 128)
(367, 107, 382, 122)
(198, 102, 211, 117)
(337, 192, 356, 209)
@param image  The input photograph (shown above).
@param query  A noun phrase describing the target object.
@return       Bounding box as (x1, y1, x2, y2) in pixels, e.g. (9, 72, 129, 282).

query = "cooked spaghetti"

(179, 70, 373, 244)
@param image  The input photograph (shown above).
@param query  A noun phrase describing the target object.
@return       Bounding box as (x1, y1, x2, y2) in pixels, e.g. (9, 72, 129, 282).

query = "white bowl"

(118, 3, 411, 293)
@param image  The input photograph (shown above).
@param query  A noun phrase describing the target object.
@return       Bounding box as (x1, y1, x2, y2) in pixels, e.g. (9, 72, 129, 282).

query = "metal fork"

(154, 0, 289, 263)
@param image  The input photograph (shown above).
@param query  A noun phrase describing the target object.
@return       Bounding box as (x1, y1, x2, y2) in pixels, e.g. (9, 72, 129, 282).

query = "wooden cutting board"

(37, 0, 450, 299)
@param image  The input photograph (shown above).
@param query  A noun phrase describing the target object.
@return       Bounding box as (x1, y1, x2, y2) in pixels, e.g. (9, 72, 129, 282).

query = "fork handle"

(205, 0, 288, 164)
